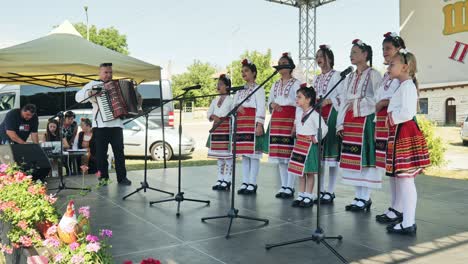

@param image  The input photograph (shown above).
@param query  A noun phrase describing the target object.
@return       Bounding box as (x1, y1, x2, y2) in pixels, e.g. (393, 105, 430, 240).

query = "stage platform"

(48, 164, 468, 264)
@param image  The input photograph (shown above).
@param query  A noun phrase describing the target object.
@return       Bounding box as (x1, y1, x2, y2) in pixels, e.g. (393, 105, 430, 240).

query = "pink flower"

(54, 253, 64, 262)
(69, 242, 80, 251)
(80, 165, 89, 172)
(46, 225, 58, 236)
(0, 164, 9, 173)
(43, 237, 60, 248)
(100, 229, 113, 238)
(45, 194, 57, 204)
(85, 242, 101, 252)
(17, 220, 28, 230)
(95, 170, 101, 177)
(86, 234, 99, 243)
(79, 206, 90, 218)
(71, 254, 85, 264)
(0, 243, 13, 254)
(123, 261, 133, 264)
(19, 236, 32, 247)
(27, 186, 38, 195)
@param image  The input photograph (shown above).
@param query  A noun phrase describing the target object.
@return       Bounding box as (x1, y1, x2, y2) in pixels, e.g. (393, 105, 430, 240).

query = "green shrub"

(417, 115, 446, 167)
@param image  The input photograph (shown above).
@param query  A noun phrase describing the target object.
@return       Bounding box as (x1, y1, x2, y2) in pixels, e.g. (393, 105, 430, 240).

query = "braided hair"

(352, 39, 373, 67)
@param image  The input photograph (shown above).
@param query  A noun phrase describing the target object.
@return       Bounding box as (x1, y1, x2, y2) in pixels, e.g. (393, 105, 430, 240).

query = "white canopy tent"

(0, 20, 161, 88)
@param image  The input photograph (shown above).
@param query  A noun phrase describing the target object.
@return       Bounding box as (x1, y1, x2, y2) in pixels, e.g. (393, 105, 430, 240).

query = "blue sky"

(1, 0, 399, 77)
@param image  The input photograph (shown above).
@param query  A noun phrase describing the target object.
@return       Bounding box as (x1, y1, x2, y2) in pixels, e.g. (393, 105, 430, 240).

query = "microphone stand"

(200, 71, 279, 238)
(265, 73, 349, 263)
(149, 89, 215, 217)
(48, 92, 100, 194)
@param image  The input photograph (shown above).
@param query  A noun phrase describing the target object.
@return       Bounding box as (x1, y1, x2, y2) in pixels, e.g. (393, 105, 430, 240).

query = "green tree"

(172, 60, 217, 107)
(74, 23, 129, 55)
(417, 115, 446, 167)
(227, 49, 279, 98)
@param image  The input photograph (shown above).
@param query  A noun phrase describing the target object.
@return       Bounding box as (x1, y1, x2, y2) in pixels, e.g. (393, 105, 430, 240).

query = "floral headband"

(319, 44, 331, 50)
(282, 52, 291, 59)
(352, 39, 365, 47)
(383, 32, 399, 39)
(399, 48, 410, 64)
(241, 58, 252, 66)
(300, 83, 308, 88)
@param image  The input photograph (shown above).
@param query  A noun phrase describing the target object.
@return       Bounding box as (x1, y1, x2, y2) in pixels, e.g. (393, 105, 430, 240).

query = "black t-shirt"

(0, 109, 39, 143)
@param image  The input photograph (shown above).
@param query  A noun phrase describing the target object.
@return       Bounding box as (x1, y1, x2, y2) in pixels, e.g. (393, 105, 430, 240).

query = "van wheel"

(150, 142, 173, 161)
(463, 140, 468, 146)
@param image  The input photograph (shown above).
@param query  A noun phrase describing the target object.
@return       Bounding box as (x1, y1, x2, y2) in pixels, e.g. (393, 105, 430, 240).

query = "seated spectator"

(43, 119, 70, 149)
(73, 118, 96, 174)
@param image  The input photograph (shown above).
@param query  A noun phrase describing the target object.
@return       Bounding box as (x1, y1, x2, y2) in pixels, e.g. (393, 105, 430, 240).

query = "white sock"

(287, 173, 296, 190)
(319, 170, 325, 192)
(279, 162, 288, 187)
(399, 177, 417, 228)
(242, 157, 250, 184)
(295, 192, 305, 201)
(224, 159, 233, 183)
(386, 177, 398, 218)
(361, 187, 371, 201)
(328, 167, 338, 193)
(217, 159, 225, 182)
(353, 186, 362, 205)
(249, 158, 260, 185)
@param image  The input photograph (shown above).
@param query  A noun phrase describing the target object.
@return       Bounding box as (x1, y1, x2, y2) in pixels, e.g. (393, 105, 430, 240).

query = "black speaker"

(0, 144, 51, 181)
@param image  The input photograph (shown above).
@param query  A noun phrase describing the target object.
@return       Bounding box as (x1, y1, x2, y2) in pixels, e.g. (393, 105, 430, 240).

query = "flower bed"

(0, 164, 113, 263)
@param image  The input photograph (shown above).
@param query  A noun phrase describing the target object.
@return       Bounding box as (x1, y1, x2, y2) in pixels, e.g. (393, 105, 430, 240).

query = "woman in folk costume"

(264, 52, 301, 199)
(289, 86, 328, 208)
(235, 59, 266, 195)
(385, 50, 430, 235)
(374, 32, 407, 224)
(336, 39, 382, 212)
(313, 44, 343, 204)
(207, 74, 234, 191)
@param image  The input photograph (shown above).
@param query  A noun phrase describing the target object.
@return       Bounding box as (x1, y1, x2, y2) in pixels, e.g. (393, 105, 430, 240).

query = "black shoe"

(387, 223, 417, 236)
(376, 208, 403, 224)
(212, 180, 222, 190)
(320, 192, 335, 204)
(275, 187, 286, 198)
(237, 183, 248, 194)
(299, 197, 314, 208)
(118, 178, 132, 186)
(350, 198, 372, 212)
(281, 187, 295, 199)
(244, 184, 257, 195)
(292, 198, 303, 207)
(218, 181, 231, 191)
(345, 198, 359, 211)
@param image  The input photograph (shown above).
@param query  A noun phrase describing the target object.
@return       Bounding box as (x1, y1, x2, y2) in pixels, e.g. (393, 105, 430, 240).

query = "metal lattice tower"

(266, 0, 335, 83)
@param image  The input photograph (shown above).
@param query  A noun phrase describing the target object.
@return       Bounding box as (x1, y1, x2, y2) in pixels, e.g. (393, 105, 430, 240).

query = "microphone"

(340, 66, 354, 77)
(226, 86, 245, 93)
(182, 84, 201, 91)
(273, 64, 294, 70)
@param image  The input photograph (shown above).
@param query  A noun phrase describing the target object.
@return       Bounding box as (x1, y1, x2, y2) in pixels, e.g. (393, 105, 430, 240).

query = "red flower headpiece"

(242, 58, 252, 66)
(219, 73, 230, 80)
(300, 83, 308, 88)
(352, 39, 364, 46)
(282, 52, 291, 58)
(383, 32, 398, 39)
(319, 44, 331, 50)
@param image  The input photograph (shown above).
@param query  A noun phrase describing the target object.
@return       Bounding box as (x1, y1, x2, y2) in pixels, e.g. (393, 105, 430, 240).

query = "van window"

(0, 93, 16, 111)
(20, 85, 92, 116)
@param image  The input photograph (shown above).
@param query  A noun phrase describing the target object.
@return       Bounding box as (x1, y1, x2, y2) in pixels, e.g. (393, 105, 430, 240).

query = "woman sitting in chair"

(73, 118, 97, 174)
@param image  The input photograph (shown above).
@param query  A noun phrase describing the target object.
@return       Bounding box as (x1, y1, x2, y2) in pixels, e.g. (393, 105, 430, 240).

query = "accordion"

(97, 80, 139, 122)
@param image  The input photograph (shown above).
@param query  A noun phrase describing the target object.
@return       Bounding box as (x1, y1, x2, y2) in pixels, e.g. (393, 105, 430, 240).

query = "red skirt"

(375, 107, 389, 169)
(386, 119, 430, 178)
(235, 107, 256, 155)
(268, 106, 295, 159)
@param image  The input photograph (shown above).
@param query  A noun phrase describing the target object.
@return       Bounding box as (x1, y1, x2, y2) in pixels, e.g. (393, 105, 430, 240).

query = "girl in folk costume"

(289, 86, 328, 208)
(265, 52, 301, 199)
(313, 44, 343, 204)
(375, 32, 407, 224)
(385, 50, 430, 235)
(336, 39, 382, 212)
(235, 59, 266, 195)
(207, 74, 234, 191)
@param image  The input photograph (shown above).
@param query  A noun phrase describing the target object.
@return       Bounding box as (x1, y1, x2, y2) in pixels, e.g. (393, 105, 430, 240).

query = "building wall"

(420, 86, 468, 125)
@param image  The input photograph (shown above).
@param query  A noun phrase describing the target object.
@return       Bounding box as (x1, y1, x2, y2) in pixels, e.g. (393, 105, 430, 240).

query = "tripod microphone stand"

(149, 89, 210, 217)
(122, 104, 175, 200)
(265, 70, 351, 264)
(200, 71, 280, 238)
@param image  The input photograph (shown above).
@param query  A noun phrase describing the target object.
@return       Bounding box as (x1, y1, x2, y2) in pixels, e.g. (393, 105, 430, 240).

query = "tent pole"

(159, 78, 167, 168)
